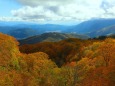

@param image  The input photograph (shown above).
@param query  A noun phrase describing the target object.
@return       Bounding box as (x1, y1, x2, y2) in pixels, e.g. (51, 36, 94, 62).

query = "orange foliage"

(0, 33, 115, 86)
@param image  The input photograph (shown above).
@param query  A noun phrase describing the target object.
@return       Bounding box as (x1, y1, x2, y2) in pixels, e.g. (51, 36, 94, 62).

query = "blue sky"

(0, 0, 115, 24)
(0, 0, 21, 16)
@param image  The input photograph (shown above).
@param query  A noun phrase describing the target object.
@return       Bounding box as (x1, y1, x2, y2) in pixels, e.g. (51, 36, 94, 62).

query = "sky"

(0, 0, 115, 24)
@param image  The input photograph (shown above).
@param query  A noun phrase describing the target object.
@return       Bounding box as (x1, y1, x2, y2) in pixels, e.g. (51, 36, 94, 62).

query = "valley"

(1, 0, 115, 86)
(0, 18, 115, 86)
(0, 32, 114, 86)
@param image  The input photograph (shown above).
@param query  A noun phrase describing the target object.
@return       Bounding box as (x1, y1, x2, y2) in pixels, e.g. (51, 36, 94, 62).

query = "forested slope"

(0, 33, 115, 86)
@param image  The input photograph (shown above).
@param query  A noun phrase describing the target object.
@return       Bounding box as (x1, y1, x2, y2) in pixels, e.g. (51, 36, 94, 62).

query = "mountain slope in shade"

(67, 19, 115, 35)
(107, 34, 115, 38)
(8, 28, 38, 39)
(88, 25, 115, 37)
(19, 32, 89, 45)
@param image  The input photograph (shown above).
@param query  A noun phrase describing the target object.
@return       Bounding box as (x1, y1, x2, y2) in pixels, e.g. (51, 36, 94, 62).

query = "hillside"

(19, 32, 89, 45)
(8, 28, 38, 39)
(88, 25, 115, 37)
(108, 34, 115, 38)
(20, 38, 94, 66)
(20, 36, 115, 86)
(0, 33, 115, 86)
(0, 33, 57, 86)
(67, 19, 115, 36)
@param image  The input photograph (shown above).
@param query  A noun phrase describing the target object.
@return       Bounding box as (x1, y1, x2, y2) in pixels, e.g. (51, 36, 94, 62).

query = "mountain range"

(67, 19, 115, 36)
(0, 18, 115, 39)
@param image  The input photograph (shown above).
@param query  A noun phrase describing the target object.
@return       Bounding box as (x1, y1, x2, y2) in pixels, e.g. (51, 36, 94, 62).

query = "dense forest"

(0, 33, 115, 86)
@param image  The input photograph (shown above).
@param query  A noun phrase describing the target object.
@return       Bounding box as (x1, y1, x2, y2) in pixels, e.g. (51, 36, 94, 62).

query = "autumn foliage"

(0, 33, 115, 86)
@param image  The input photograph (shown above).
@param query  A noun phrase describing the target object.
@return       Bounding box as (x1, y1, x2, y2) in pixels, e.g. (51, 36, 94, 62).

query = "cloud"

(17, 0, 75, 6)
(11, 6, 63, 22)
(10, 0, 115, 23)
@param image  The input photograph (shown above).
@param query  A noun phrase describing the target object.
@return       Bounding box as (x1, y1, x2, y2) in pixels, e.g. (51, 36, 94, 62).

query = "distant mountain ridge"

(0, 19, 115, 39)
(0, 22, 70, 39)
(8, 28, 38, 39)
(67, 19, 115, 35)
(88, 25, 115, 37)
(19, 32, 89, 45)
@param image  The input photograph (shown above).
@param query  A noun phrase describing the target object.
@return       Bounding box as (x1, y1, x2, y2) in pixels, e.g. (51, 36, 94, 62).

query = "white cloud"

(10, 0, 115, 23)
(17, 0, 75, 6)
(11, 6, 63, 21)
